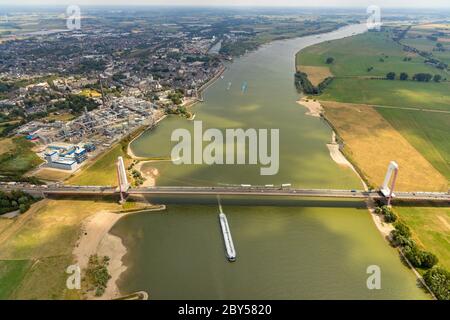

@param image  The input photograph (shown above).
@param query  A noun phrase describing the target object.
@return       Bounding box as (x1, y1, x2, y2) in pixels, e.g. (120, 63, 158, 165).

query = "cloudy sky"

(2, 0, 450, 8)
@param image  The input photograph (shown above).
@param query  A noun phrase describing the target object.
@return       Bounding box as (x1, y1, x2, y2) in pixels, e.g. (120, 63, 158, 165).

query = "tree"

(1, 199, 10, 207)
(394, 221, 411, 238)
(390, 232, 414, 248)
(413, 73, 433, 82)
(386, 72, 396, 80)
(433, 74, 442, 82)
(325, 57, 334, 64)
(423, 267, 450, 300)
(399, 72, 409, 81)
(403, 245, 422, 268)
(19, 203, 29, 213)
(420, 251, 439, 269)
(18, 196, 28, 205)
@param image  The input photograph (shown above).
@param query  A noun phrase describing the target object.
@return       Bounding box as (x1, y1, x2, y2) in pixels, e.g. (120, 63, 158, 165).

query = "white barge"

(219, 213, 236, 262)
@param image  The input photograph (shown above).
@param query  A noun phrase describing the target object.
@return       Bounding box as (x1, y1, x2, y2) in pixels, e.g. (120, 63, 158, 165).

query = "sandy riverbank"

(73, 210, 129, 300)
(298, 96, 435, 298)
(73, 204, 165, 300)
(298, 97, 393, 237)
(297, 97, 323, 117)
(134, 161, 160, 187)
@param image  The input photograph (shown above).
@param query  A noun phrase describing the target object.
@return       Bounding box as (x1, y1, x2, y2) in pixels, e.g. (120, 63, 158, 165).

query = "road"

(1, 183, 449, 202)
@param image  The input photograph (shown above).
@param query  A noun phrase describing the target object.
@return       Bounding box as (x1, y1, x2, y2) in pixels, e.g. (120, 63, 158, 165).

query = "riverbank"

(297, 97, 436, 299)
(297, 97, 366, 188)
(73, 205, 165, 300)
(73, 210, 128, 299)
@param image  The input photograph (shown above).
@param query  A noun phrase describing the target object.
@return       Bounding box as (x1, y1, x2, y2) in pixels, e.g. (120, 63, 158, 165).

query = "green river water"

(113, 24, 429, 299)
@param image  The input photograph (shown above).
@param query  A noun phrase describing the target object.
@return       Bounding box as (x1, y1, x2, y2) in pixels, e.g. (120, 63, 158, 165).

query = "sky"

(2, 0, 450, 8)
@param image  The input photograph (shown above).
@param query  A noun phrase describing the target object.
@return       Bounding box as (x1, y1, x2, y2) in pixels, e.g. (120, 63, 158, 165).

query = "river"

(112, 24, 429, 299)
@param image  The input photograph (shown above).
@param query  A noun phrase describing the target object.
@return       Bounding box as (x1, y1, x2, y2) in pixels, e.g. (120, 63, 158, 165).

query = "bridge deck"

(1, 184, 448, 202)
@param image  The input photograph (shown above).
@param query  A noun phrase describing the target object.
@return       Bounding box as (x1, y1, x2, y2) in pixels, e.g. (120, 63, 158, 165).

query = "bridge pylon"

(380, 161, 399, 206)
(116, 156, 130, 203)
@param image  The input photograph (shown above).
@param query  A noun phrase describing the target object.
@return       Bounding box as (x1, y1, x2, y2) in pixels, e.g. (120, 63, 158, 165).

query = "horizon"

(1, 1, 450, 10)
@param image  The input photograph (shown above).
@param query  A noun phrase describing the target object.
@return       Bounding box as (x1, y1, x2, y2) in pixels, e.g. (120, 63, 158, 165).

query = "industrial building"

(44, 143, 90, 171)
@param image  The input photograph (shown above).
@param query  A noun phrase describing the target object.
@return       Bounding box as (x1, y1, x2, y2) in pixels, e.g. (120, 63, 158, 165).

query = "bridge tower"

(116, 156, 130, 203)
(380, 161, 399, 206)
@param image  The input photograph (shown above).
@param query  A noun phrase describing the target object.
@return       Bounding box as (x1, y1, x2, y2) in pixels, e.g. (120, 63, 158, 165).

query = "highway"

(1, 183, 449, 202)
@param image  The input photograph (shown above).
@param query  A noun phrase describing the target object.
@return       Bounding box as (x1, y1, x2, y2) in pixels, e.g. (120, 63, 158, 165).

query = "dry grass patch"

(414, 23, 450, 30)
(0, 199, 122, 299)
(297, 65, 332, 86)
(33, 168, 73, 182)
(0, 199, 121, 260)
(0, 219, 14, 237)
(0, 138, 14, 155)
(321, 101, 448, 192)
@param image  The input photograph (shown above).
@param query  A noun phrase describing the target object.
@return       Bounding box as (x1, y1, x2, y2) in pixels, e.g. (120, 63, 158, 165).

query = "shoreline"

(127, 65, 226, 160)
(297, 97, 366, 189)
(73, 210, 130, 300)
(127, 113, 167, 159)
(298, 97, 435, 299)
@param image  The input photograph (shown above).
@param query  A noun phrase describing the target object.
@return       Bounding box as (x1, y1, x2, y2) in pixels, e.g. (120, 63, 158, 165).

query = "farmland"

(296, 26, 450, 183)
(395, 206, 450, 270)
(296, 30, 447, 78)
(320, 101, 448, 192)
(319, 78, 450, 111)
(377, 108, 450, 180)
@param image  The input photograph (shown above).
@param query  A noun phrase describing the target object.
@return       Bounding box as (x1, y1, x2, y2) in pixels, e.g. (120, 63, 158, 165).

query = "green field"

(320, 78, 450, 111)
(395, 206, 450, 270)
(377, 108, 450, 180)
(297, 31, 447, 78)
(298, 28, 450, 181)
(0, 137, 43, 176)
(0, 260, 32, 299)
(67, 144, 126, 186)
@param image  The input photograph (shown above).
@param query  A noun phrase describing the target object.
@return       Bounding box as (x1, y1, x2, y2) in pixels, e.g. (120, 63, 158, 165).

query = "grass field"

(377, 108, 450, 180)
(296, 31, 446, 78)
(43, 112, 75, 123)
(0, 260, 32, 299)
(0, 138, 14, 155)
(0, 199, 122, 299)
(67, 144, 129, 186)
(298, 27, 450, 183)
(320, 78, 450, 111)
(0, 137, 43, 175)
(296, 65, 332, 86)
(394, 206, 450, 270)
(0, 219, 14, 236)
(33, 168, 73, 182)
(321, 101, 448, 192)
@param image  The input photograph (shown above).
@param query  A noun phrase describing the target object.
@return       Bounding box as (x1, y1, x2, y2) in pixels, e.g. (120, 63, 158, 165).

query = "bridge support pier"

(116, 156, 130, 204)
(380, 161, 399, 207)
